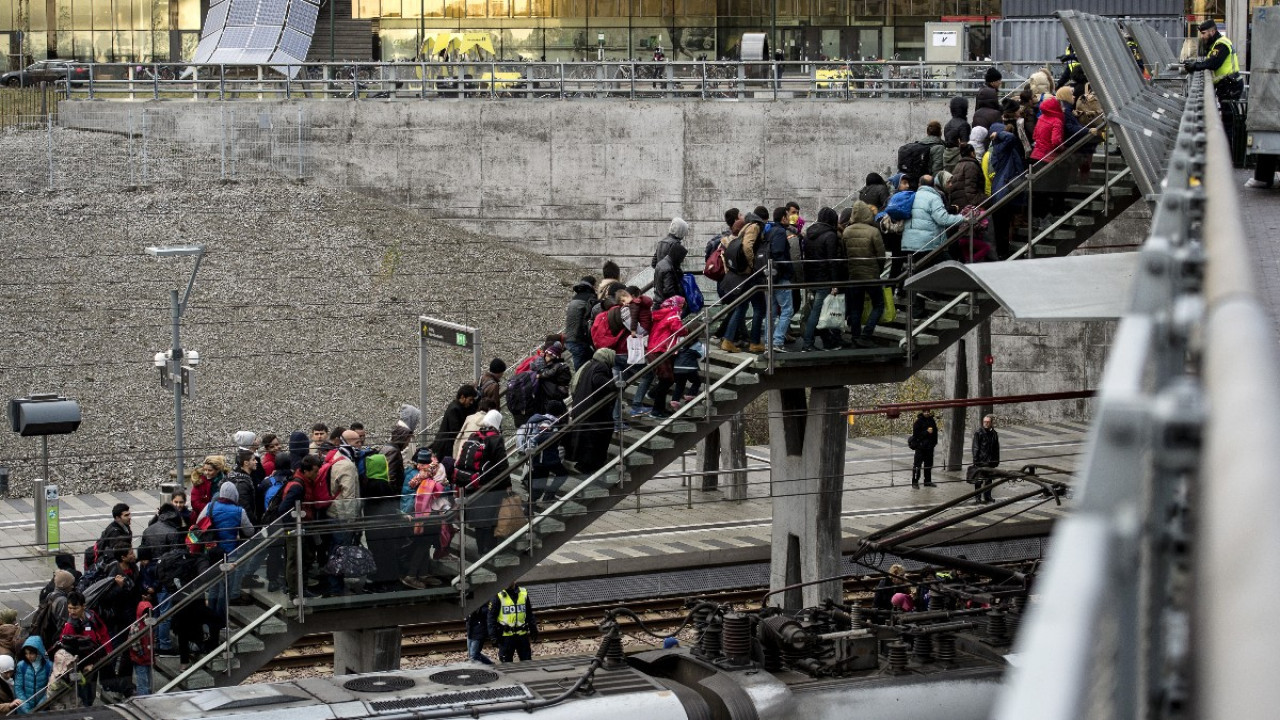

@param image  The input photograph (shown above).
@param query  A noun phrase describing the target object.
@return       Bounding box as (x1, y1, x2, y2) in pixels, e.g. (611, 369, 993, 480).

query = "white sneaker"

(1245, 177, 1273, 188)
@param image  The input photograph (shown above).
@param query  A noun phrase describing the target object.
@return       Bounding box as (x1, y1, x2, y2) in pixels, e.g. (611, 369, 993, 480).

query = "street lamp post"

(146, 245, 205, 488)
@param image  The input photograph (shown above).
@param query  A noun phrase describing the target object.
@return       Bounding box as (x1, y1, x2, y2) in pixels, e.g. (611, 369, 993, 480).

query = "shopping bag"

(626, 335, 647, 365)
(324, 544, 377, 577)
(861, 287, 897, 325)
(815, 293, 847, 331)
(494, 493, 525, 538)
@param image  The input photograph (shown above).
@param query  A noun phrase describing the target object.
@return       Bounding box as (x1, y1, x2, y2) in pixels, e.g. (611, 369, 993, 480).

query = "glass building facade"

(0, 0, 1233, 66)
(1, 0, 205, 64)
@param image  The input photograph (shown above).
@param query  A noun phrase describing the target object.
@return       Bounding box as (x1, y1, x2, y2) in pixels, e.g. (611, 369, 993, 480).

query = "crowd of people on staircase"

(0, 52, 1149, 704)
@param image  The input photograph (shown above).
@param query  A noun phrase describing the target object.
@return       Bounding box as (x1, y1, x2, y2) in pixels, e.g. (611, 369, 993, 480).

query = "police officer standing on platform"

(1184, 19, 1243, 151)
(488, 580, 538, 662)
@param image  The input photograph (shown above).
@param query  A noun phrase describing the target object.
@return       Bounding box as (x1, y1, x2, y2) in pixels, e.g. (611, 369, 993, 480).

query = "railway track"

(261, 562, 1034, 671)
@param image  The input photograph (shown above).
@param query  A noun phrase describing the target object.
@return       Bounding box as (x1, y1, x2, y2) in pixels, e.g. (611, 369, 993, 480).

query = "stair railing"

(20, 515, 293, 711)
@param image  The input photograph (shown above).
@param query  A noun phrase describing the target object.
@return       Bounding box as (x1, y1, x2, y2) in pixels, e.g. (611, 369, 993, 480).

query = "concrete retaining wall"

(62, 98, 943, 268)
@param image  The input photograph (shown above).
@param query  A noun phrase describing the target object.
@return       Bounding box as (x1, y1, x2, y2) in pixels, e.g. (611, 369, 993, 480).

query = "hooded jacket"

(647, 297, 687, 355)
(802, 208, 848, 285)
(858, 175, 891, 212)
(763, 221, 794, 282)
(841, 202, 887, 282)
(948, 155, 987, 210)
(653, 242, 688, 305)
(140, 504, 186, 556)
(199, 483, 253, 553)
(564, 279, 598, 345)
(14, 636, 52, 714)
(917, 134, 945, 177)
(902, 185, 966, 252)
(96, 519, 132, 560)
(651, 218, 689, 268)
(943, 96, 972, 149)
(988, 126, 1027, 200)
(1030, 96, 1066, 162)
(972, 85, 1003, 129)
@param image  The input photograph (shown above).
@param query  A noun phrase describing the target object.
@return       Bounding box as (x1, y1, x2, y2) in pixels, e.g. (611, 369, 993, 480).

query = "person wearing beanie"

(651, 217, 689, 269)
(942, 96, 971, 172)
(53, 570, 74, 594)
(288, 430, 310, 466)
(0, 653, 15, 709)
(0, 608, 19, 661)
(652, 234, 689, 307)
(968, 125, 989, 160)
(565, 276, 601, 370)
(972, 69, 1003, 130)
(531, 341, 573, 422)
(478, 358, 507, 411)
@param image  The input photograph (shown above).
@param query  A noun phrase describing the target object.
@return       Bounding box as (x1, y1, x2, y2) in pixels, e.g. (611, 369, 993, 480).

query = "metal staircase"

(36, 114, 1143, 702)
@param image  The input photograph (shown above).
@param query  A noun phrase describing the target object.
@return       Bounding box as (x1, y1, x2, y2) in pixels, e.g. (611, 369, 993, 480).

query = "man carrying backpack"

(564, 277, 599, 370)
(323, 432, 363, 597)
(196, 484, 254, 610)
(900, 120, 945, 179)
(455, 410, 509, 557)
(763, 207, 796, 350)
(518, 406, 568, 508)
(277, 456, 316, 600)
(476, 359, 506, 411)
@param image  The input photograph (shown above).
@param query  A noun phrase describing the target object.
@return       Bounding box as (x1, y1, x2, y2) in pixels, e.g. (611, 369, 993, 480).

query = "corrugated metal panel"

(1003, 0, 1181, 18)
(992, 16, 1183, 64)
(1058, 10, 1187, 199)
(1125, 18, 1184, 76)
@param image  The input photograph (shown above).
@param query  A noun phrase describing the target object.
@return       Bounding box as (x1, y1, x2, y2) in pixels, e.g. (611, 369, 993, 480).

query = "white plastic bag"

(816, 293, 847, 331)
(626, 335, 647, 364)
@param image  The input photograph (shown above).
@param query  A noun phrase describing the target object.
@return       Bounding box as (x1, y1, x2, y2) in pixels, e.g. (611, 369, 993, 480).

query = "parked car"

(1, 61, 89, 87)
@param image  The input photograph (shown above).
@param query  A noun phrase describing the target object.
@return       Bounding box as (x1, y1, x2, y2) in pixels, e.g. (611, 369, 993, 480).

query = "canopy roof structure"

(905, 254, 1137, 321)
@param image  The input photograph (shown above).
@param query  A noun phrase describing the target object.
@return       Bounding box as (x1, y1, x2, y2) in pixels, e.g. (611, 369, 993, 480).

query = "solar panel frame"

(195, 0, 320, 76)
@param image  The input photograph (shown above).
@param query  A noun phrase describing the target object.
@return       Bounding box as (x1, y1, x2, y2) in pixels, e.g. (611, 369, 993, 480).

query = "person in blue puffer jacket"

(13, 636, 52, 714)
(901, 175, 966, 318)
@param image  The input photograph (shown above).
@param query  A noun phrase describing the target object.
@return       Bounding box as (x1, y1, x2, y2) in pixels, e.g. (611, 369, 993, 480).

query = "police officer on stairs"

(488, 580, 538, 662)
(1184, 19, 1243, 153)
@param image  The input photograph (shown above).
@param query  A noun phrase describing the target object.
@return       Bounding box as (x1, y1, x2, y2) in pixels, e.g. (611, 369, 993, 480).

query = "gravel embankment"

(0, 123, 581, 497)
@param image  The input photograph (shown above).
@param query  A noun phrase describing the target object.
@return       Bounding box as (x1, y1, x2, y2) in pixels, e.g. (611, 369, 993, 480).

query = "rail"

(16, 515, 291, 712)
(52, 60, 1041, 102)
(994, 70, 1251, 719)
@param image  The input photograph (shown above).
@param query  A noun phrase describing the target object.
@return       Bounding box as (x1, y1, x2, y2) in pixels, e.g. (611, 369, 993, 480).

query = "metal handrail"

(19, 515, 291, 713)
(156, 603, 284, 694)
(457, 354, 760, 584)
(62, 60, 1046, 102)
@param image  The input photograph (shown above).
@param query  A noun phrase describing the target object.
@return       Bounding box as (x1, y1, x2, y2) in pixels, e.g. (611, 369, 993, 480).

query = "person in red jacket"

(1029, 95, 1069, 226)
(59, 591, 111, 707)
(644, 297, 687, 419)
(129, 600, 153, 696)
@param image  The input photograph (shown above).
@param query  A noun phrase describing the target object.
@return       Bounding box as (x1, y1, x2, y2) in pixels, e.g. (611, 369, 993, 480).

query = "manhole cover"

(428, 669, 500, 687)
(343, 676, 416, 693)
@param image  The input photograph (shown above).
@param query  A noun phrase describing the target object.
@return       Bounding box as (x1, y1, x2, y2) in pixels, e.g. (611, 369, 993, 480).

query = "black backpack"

(506, 370, 539, 416)
(456, 429, 497, 490)
(724, 235, 749, 274)
(897, 141, 932, 179)
(155, 548, 199, 591)
(31, 592, 64, 649)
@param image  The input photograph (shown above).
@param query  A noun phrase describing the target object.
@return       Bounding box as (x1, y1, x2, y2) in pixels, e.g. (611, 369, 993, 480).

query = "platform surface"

(0, 420, 1086, 616)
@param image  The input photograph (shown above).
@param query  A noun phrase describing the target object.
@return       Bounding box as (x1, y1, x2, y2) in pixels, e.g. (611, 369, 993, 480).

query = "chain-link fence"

(0, 105, 309, 191)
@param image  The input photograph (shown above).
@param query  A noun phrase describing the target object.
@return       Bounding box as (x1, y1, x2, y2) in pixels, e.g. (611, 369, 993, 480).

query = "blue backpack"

(885, 190, 916, 221)
(681, 273, 704, 313)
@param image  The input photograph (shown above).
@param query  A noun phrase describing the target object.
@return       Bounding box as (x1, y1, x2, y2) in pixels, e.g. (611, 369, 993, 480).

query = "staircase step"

(872, 325, 939, 346)
(668, 420, 699, 434)
(622, 430, 674, 449)
(469, 566, 498, 585)
(228, 603, 289, 635)
(711, 387, 738, 402)
(154, 657, 217, 690)
(492, 552, 521, 568)
(622, 450, 655, 468)
(208, 655, 241, 673)
(225, 631, 265, 654)
(553, 500, 588, 516)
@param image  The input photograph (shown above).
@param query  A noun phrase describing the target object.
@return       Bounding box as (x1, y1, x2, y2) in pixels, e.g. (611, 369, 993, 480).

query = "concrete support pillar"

(976, 319, 994, 421)
(945, 338, 968, 472)
(768, 386, 848, 611)
(334, 627, 402, 675)
(722, 412, 747, 502)
(698, 410, 747, 496)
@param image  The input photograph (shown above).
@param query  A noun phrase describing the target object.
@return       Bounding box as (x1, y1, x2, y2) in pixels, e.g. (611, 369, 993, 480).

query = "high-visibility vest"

(1064, 45, 1081, 75)
(1211, 35, 1240, 84)
(497, 588, 529, 636)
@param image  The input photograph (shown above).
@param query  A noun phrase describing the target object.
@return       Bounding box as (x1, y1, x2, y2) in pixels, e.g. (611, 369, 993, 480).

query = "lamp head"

(153, 352, 167, 368)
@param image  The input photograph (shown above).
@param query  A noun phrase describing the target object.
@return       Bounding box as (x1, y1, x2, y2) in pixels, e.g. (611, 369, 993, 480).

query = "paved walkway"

(1237, 169, 1280, 334)
(0, 420, 1085, 617)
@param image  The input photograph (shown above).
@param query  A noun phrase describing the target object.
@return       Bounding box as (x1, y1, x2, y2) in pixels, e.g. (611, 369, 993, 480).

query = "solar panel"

(202, 2, 229, 36)
(194, 0, 318, 75)
(285, 1, 318, 34)
(247, 27, 281, 49)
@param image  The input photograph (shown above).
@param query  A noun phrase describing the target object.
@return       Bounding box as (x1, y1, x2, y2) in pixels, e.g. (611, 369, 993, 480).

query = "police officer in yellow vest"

(487, 581, 538, 662)
(1184, 19, 1244, 150)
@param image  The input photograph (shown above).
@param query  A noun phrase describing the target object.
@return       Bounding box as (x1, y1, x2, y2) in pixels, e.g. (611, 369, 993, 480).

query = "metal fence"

(0, 84, 58, 128)
(49, 60, 1048, 101)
